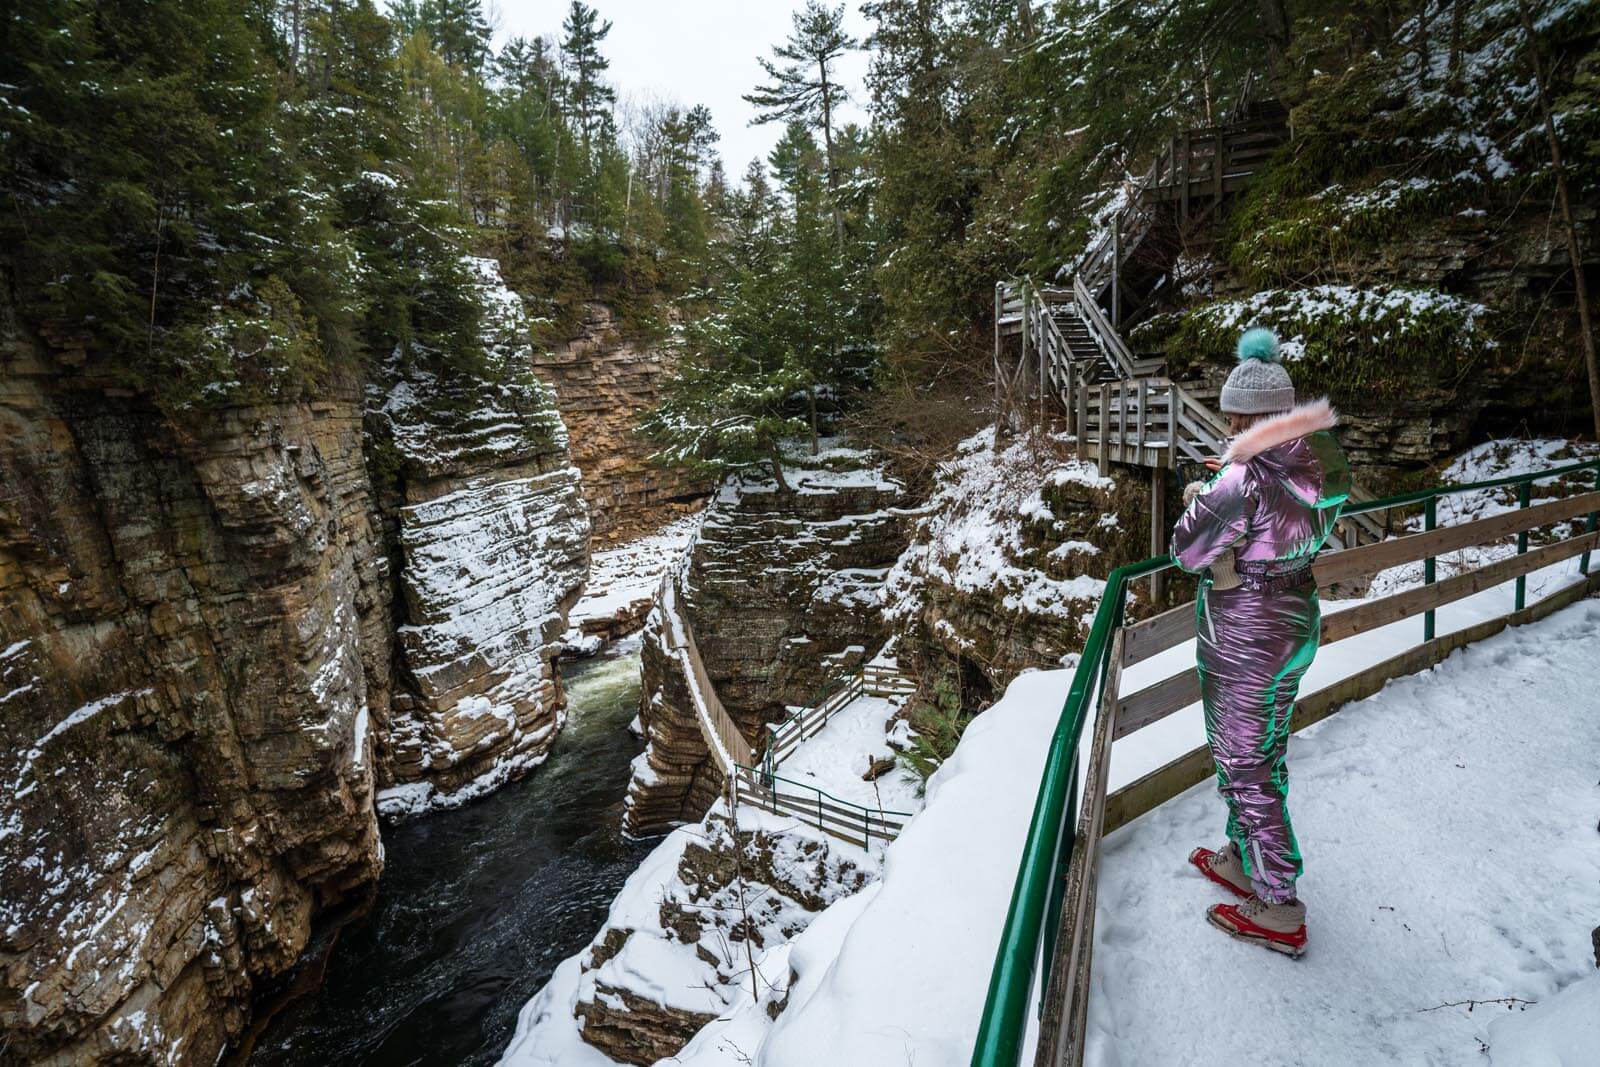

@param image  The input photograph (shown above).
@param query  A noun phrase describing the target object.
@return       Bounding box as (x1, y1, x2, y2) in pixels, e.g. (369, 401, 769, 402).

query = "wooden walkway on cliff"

(992, 100, 1385, 592)
(657, 574, 916, 850)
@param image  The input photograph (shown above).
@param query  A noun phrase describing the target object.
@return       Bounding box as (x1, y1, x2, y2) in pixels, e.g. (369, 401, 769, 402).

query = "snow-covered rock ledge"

(500, 668, 1069, 1066)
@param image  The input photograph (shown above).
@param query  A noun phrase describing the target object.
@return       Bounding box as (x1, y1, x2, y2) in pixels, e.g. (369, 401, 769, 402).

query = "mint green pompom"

(1236, 327, 1280, 362)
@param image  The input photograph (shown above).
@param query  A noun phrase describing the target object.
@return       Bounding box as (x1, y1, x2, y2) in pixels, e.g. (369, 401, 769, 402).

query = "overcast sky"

(488, 1, 872, 180)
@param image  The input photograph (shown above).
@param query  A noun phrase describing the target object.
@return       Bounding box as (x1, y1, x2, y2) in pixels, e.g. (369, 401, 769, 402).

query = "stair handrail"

(1070, 275, 1137, 379)
(971, 456, 1600, 1067)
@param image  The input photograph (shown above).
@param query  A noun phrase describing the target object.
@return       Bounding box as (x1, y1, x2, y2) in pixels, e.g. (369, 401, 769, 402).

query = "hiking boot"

(1188, 842, 1251, 899)
(1207, 896, 1308, 958)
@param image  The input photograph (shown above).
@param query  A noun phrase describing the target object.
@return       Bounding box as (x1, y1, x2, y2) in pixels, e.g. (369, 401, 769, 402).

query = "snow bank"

(1488, 969, 1600, 1067)
(669, 669, 1068, 1066)
(886, 427, 1117, 635)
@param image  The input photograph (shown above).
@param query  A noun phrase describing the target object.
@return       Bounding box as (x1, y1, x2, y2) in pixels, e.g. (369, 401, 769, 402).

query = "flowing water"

(248, 640, 649, 1066)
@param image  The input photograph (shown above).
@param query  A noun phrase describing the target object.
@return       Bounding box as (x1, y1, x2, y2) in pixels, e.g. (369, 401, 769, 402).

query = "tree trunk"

(768, 448, 793, 493)
(808, 387, 819, 456)
(1449, 0, 1466, 91)
(818, 64, 845, 249)
(1256, 0, 1295, 96)
(292, 0, 302, 79)
(1416, 0, 1432, 91)
(1516, 0, 1600, 438)
(1017, 0, 1035, 39)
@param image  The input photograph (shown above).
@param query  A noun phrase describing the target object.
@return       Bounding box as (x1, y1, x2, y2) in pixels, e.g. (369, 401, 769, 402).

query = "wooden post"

(1515, 480, 1531, 610)
(1167, 384, 1179, 468)
(1213, 130, 1224, 207)
(1066, 359, 1078, 436)
(1111, 229, 1121, 327)
(1134, 379, 1147, 460)
(1019, 282, 1030, 425)
(1423, 497, 1437, 641)
(1585, 466, 1600, 574)
(1077, 380, 1089, 457)
(1180, 130, 1192, 225)
(1098, 383, 1110, 477)
(994, 284, 1002, 415)
(1151, 467, 1167, 605)
(1118, 384, 1128, 465)
(1039, 296, 1048, 426)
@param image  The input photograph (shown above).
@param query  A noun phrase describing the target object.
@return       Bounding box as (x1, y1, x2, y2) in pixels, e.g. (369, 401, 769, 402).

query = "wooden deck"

(1031, 481, 1600, 1067)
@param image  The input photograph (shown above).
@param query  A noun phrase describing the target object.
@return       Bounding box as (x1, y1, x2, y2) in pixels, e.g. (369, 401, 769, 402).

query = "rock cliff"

(624, 446, 907, 836)
(533, 302, 708, 543)
(0, 257, 589, 1061)
(368, 258, 590, 817)
(884, 428, 1150, 700)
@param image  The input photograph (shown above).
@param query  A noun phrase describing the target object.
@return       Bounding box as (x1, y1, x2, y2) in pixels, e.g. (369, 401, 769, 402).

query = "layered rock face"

(885, 428, 1150, 698)
(624, 447, 907, 836)
(0, 315, 388, 1064)
(532, 302, 707, 543)
(0, 257, 589, 1060)
(370, 258, 590, 817)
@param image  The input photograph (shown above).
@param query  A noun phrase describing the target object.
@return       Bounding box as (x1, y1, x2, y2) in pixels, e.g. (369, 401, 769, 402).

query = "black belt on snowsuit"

(1233, 560, 1316, 594)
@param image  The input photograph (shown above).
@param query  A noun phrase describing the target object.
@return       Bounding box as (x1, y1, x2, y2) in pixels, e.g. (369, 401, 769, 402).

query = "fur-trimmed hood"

(1222, 398, 1338, 464)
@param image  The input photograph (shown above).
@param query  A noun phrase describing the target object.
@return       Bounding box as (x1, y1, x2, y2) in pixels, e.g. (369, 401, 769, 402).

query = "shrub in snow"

(1137, 284, 1495, 405)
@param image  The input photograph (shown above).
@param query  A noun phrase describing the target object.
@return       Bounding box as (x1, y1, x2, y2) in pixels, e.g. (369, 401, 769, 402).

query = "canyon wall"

(624, 447, 907, 837)
(369, 258, 590, 817)
(533, 302, 708, 544)
(0, 258, 589, 1062)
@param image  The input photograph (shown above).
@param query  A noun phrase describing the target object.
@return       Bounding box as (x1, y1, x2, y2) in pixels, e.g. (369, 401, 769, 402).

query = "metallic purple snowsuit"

(1170, 408, 1349, 903)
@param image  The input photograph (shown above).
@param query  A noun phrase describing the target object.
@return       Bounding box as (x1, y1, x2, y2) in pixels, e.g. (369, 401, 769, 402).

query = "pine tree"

(561, 2, 616, 165)
(744, 1, 858, 246)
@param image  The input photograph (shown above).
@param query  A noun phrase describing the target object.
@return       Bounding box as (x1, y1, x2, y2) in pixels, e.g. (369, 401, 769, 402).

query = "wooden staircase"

(994, 102, 1386, 562)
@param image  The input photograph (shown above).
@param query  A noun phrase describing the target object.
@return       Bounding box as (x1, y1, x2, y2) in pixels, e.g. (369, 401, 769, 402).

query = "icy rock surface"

(885, 427, 1142, 692)
(369, 257, 591, 816)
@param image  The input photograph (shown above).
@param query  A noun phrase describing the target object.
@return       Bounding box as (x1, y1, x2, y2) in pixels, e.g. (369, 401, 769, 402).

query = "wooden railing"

(995, 277, 1384, 549)
(972, 458, 1600, 1067)
(660, 569, 917, 848)
(732, 766, 910, 850)
(1074, 111, 1288, 317)
(764, 661, 919, 766)
(658, 574, 755, 776)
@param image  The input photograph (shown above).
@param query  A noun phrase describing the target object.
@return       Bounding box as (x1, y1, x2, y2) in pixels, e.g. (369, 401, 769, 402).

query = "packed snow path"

(1086, 596, 1600, 1066)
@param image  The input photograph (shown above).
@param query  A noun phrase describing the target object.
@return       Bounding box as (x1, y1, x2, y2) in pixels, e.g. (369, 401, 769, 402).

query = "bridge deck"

(1085, 592, 1600, 1066)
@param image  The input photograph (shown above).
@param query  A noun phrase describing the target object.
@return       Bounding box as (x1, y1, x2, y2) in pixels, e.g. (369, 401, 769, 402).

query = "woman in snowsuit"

(1169, 328, 1350, 957)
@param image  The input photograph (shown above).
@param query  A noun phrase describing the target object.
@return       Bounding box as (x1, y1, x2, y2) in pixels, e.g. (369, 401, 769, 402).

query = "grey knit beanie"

(1219, 327, 1295, 415)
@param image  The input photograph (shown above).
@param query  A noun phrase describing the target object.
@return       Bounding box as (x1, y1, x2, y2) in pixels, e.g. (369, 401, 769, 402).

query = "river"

(247, 639, 649, 1066)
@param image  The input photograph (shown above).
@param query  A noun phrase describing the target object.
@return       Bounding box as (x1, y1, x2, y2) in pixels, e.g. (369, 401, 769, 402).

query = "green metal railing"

(970, 455, 1600, 1067)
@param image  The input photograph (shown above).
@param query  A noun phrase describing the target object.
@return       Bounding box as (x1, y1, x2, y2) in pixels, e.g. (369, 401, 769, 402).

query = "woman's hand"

(1203, 457, 1224, 472)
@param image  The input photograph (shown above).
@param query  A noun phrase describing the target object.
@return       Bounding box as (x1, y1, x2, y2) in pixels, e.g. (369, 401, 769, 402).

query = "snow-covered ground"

(566, 513, 702, 648)
(1089, 596, 1600, 1067)
(773, 690, 922, 816)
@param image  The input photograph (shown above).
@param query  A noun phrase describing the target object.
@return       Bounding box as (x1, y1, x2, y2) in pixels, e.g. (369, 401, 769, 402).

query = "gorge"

(3, 0, 1599, 1064)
